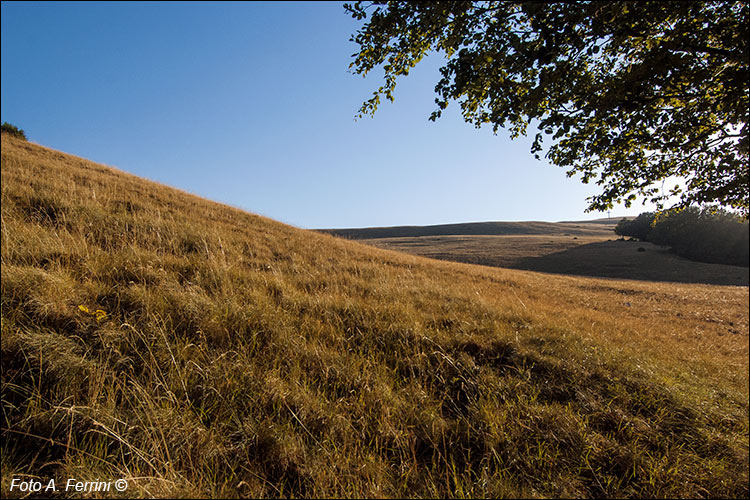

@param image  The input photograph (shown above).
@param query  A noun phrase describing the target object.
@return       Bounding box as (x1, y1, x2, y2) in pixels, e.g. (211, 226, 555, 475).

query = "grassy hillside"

(2, 134, 748, 498)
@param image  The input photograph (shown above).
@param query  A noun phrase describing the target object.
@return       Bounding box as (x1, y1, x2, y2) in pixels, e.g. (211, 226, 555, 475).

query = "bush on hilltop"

(1, 122, 27, 140)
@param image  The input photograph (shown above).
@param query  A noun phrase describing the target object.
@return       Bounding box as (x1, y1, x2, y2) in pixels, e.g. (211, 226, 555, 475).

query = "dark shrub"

(1, 122, 27, 140)
(615, 213, 656, 241)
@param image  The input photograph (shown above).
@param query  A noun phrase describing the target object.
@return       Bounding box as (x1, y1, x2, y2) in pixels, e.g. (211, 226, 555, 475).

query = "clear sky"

(2, 1, 655, 229)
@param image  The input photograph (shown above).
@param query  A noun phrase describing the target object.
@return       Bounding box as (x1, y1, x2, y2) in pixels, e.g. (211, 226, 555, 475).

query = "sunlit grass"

(1, 133, 748, 498)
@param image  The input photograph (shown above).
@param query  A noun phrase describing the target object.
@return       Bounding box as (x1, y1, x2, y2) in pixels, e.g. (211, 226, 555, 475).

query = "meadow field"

(349, 234, 749, 286)
(1, 133, 748, 498)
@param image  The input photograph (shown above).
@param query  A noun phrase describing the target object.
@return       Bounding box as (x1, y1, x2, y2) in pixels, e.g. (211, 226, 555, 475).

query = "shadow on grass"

(510, 240, 749, 286)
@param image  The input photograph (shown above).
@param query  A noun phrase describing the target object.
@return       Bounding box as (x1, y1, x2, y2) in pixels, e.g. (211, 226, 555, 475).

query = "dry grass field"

(362, 235, 749, 286)
(1, 133, 748, 498)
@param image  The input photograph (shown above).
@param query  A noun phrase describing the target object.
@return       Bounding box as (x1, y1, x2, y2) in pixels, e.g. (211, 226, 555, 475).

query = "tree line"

(615, 207, 749, 267)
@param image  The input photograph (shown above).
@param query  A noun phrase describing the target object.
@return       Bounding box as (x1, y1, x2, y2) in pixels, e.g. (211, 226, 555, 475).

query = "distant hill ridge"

(319, 218, 625, 239)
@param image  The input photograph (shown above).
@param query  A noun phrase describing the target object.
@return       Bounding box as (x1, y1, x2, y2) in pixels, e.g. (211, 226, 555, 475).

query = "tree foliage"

(615, 213, 656, 241)
(345, 1, 749, 217)
(615, 207, 749, 266)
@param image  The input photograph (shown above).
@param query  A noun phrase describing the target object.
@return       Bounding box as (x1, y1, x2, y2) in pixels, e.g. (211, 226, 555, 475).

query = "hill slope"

(2, 134, 748, 498)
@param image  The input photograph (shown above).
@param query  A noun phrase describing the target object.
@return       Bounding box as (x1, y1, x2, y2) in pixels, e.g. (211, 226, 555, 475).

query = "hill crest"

(318, 219, 625, 239)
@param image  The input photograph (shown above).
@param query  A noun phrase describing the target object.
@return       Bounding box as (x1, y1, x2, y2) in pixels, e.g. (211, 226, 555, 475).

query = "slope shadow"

(509, 240, 749, 286)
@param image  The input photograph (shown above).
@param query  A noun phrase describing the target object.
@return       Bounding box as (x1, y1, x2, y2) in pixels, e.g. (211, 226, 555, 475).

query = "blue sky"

(2, 1, 653, 229)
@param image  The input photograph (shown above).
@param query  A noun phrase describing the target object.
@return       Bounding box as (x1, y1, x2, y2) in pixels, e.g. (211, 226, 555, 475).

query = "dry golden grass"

(1, 133, 748, 498)
(357, 234, 749, 286)
(365, 234, 615, 268)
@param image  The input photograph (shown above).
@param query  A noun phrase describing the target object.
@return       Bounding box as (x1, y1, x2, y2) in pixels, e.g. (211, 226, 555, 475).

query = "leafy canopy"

(345, 1, 749, 217)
